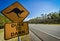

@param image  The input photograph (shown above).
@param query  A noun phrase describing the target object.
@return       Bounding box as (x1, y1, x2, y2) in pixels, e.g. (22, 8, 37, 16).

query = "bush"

(0, 14, 11, 29)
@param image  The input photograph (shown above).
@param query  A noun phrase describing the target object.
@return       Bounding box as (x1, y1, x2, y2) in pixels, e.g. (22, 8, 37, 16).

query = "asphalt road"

(29, 24, 60, 41)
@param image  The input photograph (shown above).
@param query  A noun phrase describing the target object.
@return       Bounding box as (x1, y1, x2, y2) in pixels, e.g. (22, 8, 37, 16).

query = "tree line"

(28, 11, 60, 24)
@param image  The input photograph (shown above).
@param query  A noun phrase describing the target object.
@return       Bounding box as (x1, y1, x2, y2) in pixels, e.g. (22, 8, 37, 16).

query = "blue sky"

(0, 0, 60, 20)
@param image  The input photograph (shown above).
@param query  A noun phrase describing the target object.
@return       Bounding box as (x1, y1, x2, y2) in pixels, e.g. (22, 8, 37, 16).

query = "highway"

(29, 24, 60, 41)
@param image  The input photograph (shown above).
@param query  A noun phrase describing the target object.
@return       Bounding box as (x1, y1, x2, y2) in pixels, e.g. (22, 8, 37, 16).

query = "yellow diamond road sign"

(2, 2, 29, 22)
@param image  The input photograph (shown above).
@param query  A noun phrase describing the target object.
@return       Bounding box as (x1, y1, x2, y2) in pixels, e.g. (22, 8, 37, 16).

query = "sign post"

(18, 36, 20, 41)
(1, 2, 29, 41)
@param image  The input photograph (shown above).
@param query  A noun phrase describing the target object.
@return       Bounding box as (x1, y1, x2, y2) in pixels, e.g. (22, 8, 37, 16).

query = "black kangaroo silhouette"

(7, 8, 24, 18)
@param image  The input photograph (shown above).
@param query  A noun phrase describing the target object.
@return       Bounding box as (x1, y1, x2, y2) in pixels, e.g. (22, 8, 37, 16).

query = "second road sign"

(4, 22, 29, 40)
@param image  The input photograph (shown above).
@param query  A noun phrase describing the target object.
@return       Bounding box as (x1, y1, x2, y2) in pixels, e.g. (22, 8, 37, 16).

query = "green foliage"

(28, 11, 60, 24)
(0, 13, 11, 29)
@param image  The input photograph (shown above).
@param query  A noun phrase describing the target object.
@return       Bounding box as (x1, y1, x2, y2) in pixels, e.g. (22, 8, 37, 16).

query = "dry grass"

(0, 29, 30, 41)
(0, 29, 3, 34)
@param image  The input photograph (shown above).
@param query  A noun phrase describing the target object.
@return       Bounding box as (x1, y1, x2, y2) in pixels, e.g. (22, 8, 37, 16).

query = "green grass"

(45, 24, 60, 25)
(0, 29, 3, 34)
(41, 24, 60, 26)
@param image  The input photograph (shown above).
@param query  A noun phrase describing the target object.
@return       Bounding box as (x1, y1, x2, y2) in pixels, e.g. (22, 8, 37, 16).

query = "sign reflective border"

(2, 2, 29, 22)
(4, 22, 29, 40)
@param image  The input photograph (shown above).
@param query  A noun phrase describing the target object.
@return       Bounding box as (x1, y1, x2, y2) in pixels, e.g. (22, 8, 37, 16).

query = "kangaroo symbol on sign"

(7, 8, 24, 18)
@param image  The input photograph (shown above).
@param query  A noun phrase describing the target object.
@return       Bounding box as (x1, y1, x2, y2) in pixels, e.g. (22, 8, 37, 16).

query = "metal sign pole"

(18, 35, 21, 41)
(18, 23, 21, 41)
(18, 36, 20, 41)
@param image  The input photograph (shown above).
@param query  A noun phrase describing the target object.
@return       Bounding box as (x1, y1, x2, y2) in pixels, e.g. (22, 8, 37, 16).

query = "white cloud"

(24, 17, 35, 21)
(24, 18, 31, 21)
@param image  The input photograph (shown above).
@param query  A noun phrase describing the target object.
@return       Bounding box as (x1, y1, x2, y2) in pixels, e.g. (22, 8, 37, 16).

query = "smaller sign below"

(4, 22, 29, 40)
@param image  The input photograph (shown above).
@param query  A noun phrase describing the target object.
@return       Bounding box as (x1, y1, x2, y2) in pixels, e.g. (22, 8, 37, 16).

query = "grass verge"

(0, 29, 3, 34)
